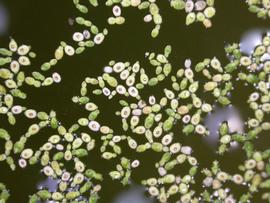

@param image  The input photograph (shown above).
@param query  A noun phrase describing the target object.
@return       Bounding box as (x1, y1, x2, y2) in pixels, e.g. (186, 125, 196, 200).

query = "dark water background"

(0, 0, 270, 202)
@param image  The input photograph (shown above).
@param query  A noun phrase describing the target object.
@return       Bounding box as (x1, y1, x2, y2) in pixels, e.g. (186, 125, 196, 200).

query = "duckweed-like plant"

(1, 0, 270, 203)
(246, 0, 270, 19)
(71, 36, 270, 202)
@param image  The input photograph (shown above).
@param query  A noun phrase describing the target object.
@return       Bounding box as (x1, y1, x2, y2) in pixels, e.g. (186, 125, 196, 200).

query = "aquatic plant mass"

(1, 0, 270, 203)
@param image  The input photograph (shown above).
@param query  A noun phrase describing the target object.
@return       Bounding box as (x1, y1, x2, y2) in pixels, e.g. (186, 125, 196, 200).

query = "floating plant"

(1, 36, 270, 202)
(0, 182, 9, 203)
(0, 1, 270, 203)
(0, 36, 270, 202)
(246, 0, 270, 19)
(69, 38, 270, 202)
(0, 38, 62, 126)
